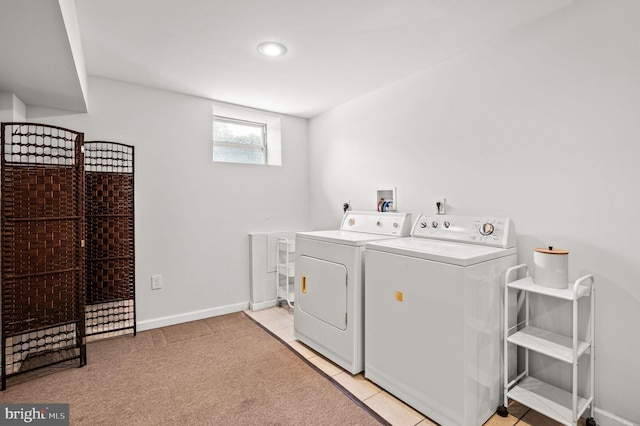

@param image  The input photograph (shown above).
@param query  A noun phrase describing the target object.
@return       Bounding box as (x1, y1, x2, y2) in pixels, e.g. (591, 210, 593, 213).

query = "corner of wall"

(58, 0, 89, 112)
(0, 93, 26, 121)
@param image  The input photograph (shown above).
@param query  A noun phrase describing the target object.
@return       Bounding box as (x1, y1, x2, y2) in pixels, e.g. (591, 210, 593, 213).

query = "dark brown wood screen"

(1, 123, 86, 390)
(84, 142, 135, 339)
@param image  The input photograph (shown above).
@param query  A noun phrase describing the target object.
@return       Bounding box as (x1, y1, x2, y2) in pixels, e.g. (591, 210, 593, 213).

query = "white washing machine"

(294, 211, 412, 374)
(364, 214, 517, 426)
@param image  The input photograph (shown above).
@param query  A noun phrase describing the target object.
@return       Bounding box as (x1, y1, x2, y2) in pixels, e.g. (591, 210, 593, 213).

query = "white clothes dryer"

(294, 211, 411, 374)
(364, 214, 517, 426)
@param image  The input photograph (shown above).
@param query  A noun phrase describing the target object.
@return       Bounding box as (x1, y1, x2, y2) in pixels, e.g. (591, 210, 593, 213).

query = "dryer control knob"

(393, 222, 399, 228)
(420, 222, 427, 228)
(348, 218, 356, 226)
(479, 223, 495, 236)
(444, 221, 451, 229)
(431, 221, 439, 228)
(376, 221, 382, 226)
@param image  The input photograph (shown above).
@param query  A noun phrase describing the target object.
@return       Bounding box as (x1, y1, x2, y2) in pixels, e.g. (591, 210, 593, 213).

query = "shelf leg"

(497, 406, 508, 417)
(590, 285, 596, 419)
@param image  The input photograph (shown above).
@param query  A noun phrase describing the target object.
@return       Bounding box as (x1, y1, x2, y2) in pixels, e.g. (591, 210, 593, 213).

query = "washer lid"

(296, 230, 402, 246)
(366, 237, 517, 266)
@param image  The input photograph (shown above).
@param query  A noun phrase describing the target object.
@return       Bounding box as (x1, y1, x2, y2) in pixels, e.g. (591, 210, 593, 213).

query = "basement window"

(213, 116, 266, 164)
(212, 103, 282, 166)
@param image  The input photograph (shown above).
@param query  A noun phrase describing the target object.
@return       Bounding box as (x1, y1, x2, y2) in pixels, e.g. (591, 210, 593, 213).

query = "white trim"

(594, 408, 638, 426)
(136, 302, 249, 331)
(249, 299, 279, 312)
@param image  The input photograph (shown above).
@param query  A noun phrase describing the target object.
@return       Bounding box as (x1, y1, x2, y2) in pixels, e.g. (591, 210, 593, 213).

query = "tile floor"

(245, 305, 584, 426)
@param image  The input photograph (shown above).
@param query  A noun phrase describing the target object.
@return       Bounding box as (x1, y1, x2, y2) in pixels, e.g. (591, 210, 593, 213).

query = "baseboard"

(249, 299, 278, 311)
(595, 407, 638, 426)
(136, 302, 250, 332)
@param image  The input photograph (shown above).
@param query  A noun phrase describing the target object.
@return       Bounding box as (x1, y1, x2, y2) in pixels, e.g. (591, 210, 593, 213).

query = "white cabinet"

(499, 264, 596, 426)
(276, 237, 295, 308)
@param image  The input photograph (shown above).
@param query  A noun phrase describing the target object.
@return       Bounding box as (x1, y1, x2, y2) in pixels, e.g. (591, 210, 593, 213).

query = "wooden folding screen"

(1, 123, 86, 390)
(84, 142, 135, 339)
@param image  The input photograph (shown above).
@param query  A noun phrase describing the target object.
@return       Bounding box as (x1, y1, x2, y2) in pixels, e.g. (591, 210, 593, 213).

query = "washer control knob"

(376, 221, 382, 226)
(393, 222, 399, 228)
(420, 222, 427, 228)
(444, 221, 451, 229)
(348, 218, 356, 226)
(479, 223, 495, 236)
(431, 221, 439, 228)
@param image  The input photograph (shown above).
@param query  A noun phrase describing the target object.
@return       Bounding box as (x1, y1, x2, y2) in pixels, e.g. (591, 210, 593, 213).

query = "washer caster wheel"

(496, 406, 508, 417)
(586, 417, 596, 426)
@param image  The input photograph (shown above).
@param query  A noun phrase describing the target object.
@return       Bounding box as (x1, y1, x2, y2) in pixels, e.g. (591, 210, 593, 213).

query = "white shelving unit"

(499, 264, 596, 426)
(276, 237, 295, 308)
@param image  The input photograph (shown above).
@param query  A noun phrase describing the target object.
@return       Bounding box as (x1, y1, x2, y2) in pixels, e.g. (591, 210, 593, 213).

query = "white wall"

(28, 76, 310, 329)
(0, 93, 26, 122)
(309, 0, 639, 424)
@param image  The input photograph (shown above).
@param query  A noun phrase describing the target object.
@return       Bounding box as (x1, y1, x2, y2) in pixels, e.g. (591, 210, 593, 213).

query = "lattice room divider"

(84, 141, 136, 339)
(1, 125, 136, 389)
(1, 123, 87, 390)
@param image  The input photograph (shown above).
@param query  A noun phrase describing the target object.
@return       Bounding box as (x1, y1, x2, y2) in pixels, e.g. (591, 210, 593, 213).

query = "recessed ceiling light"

(257, 41, 288, 58)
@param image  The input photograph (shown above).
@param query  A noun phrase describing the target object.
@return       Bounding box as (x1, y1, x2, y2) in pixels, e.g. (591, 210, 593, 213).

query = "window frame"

(212, 102, 282, 166)
(213, 115, 268, 165)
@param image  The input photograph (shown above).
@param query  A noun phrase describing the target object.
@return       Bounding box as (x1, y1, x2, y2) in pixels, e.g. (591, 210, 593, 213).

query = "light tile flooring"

(245, 306, 582, 426)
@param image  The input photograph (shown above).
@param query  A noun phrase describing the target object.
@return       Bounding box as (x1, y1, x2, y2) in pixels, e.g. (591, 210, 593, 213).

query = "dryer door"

(297, 255, 348, 330)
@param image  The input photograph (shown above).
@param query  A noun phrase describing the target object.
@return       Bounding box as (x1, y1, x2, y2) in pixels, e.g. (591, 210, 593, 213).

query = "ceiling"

(0, 0, 87, 113)
(1, 0, 574, 118)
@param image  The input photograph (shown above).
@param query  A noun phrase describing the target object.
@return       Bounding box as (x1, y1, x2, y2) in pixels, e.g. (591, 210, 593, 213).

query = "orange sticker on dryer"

(395, 291, 403, 302)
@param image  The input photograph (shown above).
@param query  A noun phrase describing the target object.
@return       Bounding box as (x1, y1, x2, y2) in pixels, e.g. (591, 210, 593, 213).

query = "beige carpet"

(0, 312, 386, 425)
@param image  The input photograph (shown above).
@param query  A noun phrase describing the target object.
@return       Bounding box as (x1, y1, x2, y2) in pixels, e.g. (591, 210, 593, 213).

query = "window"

(213, 116, 267, 165)
(212, 103, 282, 166)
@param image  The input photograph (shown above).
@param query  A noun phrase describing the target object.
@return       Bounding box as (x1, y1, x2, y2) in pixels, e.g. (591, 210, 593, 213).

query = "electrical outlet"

(151, 274, 163, 290)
